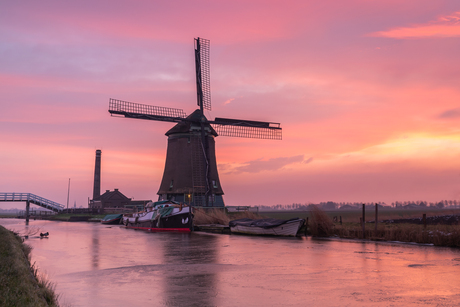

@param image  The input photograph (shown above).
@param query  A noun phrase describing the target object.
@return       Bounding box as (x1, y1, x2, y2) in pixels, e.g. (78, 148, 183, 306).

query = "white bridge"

(0, 193, 65, 212)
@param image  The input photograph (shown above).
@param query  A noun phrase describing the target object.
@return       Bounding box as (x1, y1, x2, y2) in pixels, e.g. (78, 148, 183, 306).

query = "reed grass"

(193, 208, 266, 225)
(331, 223, 460, 247)
(308, 205, 334, 237)
(0, 226, 59, 307)
(261, 208, 460, 223)
(305, 207, 460, 247)
(193, 208, 230, 225)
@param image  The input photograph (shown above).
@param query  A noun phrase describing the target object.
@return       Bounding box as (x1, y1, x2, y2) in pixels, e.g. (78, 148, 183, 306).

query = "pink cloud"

(371, 11, 460, 38)
(439, 108, 460, 119)
(221, 155, 310, 174)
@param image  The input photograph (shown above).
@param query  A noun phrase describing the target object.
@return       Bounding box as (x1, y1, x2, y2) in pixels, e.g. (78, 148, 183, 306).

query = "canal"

(1, 218, 459, 306)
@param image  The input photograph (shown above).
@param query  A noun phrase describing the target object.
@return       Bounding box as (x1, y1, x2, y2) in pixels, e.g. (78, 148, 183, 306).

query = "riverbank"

(0, 225, 58, 307)
(194, 208, 460, 247)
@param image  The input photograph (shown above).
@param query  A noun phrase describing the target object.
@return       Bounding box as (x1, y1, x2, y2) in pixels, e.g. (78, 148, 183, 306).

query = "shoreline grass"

(193, 208, 268, 225)
(0, 225, 59, 307)
(304, 207, 460, 247)
(260, 208, 460, 222)
(328, 223, 460, 247)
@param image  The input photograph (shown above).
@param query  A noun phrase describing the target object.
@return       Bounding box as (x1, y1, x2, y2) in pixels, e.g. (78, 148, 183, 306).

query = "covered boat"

(101, 214, 123, 225)
(229, 218, 305, 237)
(123, 200, 193, 232)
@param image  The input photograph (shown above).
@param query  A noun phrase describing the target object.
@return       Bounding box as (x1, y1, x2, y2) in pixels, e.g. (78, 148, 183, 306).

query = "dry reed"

(193, 208, 230, 225)
(309, 205, 334, 237)
(193, 208, 266, 226)
(332, 223, 460, 247)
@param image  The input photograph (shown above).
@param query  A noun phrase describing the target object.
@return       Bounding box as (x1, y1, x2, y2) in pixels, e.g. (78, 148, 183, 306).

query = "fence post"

(25, 200, 30, 223)
(362, 204, 365, 239)
(423, 213, 426, 229)
(305, 217, 309, 236)
(375, 203, 378, 232)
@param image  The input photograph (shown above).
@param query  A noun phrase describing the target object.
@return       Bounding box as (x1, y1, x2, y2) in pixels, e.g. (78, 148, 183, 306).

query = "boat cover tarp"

(151, 206, 175, 220)
(102, 214, 123, 221)
(229, 218, 304, 229)
(152, 200, 181, 206)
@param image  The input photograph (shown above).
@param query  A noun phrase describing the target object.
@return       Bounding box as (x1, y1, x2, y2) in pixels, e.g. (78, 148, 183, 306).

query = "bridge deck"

(0, 193, 64, 212)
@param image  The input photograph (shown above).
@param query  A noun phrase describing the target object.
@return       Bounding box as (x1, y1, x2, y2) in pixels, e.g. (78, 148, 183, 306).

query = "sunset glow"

(1, 0, 460, 208)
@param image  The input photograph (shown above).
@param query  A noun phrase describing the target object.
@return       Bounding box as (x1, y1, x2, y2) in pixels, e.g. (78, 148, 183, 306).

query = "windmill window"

(170, 180, 174, 188)
(212, 180, 218, 188)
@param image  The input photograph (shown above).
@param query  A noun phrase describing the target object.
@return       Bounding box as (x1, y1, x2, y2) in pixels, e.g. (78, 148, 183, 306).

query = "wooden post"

(375, 203, 378, 232)
(423, 213, 426, 229)
(304, 217, 309, 236)
(362, 203, 365, 239)
(25, 200, 30, 224)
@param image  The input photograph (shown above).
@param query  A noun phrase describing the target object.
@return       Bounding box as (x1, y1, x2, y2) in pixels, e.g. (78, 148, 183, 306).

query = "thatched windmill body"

(109, 38, 282, 207)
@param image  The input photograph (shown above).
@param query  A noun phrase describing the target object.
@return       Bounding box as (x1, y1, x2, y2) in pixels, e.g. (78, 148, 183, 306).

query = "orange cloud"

(220, 154, 311, 174)
(371, 11, 460, 39)
(223, 98, 235, 105)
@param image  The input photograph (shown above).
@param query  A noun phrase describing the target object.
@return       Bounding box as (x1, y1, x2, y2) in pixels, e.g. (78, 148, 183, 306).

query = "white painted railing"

(0, 193, 64, 211)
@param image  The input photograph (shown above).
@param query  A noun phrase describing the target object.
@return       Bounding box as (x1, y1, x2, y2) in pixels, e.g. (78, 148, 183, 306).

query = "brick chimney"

(93, 149, 101, 200)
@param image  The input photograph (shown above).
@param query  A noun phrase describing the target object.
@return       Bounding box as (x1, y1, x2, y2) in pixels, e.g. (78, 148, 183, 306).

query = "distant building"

(89, 189, 151, 212)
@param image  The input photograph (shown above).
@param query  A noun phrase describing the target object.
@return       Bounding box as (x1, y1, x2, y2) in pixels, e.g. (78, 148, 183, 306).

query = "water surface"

(1, 218, 459, 306)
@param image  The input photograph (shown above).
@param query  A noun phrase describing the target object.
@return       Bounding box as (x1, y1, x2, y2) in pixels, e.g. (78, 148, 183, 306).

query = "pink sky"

(1, 0, 460, 209)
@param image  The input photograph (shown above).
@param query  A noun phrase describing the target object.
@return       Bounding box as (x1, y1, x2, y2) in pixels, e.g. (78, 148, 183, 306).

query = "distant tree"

(322, 201, 337, 210)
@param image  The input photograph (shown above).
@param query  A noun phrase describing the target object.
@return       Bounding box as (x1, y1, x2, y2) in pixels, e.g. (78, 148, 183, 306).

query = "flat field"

(259, 208, 460, 223)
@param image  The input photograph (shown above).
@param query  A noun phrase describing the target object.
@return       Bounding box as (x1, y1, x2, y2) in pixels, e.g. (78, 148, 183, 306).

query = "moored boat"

(229, 218, 305, 237)
(123, 200, 193, 232)
(101, 214, 123, 225)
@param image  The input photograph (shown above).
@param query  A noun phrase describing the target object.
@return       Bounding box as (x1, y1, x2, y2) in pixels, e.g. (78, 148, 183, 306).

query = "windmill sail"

(109, 99, 186, 122)
(195, 37, 211, 111)
(212, 118, 282, 140)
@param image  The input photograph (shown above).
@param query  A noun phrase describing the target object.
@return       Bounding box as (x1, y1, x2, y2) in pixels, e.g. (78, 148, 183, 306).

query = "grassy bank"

(46, 214, 105, 221)
(0, 226, 58, 307)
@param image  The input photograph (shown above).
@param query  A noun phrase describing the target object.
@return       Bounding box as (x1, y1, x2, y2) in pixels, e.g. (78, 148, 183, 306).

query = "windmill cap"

(165, 109, 218, 136)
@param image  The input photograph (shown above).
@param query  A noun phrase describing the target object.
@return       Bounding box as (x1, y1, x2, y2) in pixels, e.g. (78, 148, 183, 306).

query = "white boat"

(229, 218, 305, 237)
(123, 200, 193, 232)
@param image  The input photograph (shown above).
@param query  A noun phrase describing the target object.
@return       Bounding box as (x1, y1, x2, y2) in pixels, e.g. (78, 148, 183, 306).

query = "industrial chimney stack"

(93, 149, 101, 200)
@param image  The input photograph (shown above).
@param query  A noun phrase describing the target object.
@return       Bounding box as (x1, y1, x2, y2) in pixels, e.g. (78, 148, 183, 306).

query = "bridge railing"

(0, 193, 65, 211)
(0, 192, 29, 201)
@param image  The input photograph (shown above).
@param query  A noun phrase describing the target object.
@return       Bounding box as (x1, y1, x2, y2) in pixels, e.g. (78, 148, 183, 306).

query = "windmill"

(109, 37, 282, 207)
